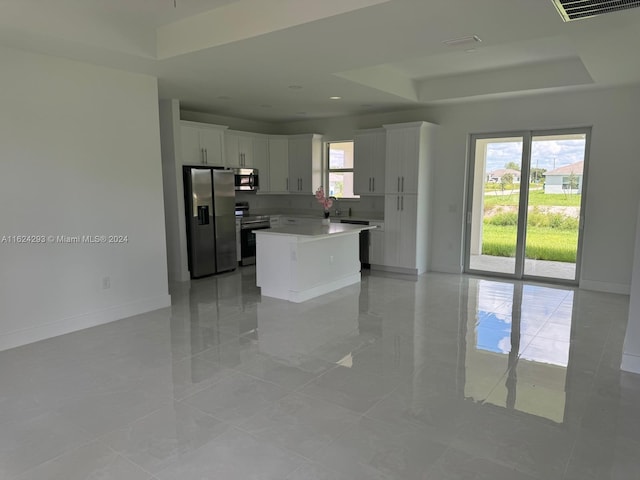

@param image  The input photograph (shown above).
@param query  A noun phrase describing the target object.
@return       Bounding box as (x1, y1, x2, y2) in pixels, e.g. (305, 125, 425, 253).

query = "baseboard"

(621, 353, 640, 374)
(579, 279, 630, 295)
(370, 264, 418, 276)
(0, 293, 172, 352)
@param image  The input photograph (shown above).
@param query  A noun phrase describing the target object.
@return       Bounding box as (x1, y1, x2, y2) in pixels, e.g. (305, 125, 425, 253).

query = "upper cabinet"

(288, 134, 323, 194)
(225, 130, 255, 168)
(267, 136, 289, 194)
(354, 128, 386, 195)
(180, 121, 227, 166)
(384, 122, 431, 194)
(252, 135, 269, 188)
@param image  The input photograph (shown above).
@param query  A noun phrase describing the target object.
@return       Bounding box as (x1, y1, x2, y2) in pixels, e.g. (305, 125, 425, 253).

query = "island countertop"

(255, 223, 375, 239)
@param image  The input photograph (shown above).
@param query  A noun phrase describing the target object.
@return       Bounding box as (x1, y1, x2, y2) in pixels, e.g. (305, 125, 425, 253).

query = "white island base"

(255, 223, 373, 303)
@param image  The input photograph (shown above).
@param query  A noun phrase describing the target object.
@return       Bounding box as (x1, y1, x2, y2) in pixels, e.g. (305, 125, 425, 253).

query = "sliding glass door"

(465, 129, 589, 283)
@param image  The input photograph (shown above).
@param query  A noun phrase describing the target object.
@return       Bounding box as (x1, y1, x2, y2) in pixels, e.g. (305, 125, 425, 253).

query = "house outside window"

(327, 141, 357, 198)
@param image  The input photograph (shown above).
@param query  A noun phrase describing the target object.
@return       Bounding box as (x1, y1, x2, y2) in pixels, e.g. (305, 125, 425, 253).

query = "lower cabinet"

(383, 194, 425, 274)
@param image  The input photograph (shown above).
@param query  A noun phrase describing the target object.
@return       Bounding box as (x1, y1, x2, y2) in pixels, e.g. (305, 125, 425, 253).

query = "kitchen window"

(327, 141, 358, 198)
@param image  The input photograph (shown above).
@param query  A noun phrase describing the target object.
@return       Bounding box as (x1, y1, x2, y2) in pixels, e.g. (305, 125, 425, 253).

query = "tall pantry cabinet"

(382, 122, 437, 275)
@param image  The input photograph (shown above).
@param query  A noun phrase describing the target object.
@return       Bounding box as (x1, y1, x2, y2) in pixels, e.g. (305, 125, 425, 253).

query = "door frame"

(463, 127, 592, 285)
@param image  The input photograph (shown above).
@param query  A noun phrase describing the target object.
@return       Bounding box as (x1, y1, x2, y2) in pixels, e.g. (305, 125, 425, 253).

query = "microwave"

(233, 168, 259, 191)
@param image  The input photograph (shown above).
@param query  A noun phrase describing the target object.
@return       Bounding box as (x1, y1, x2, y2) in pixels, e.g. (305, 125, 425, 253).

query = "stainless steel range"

(235, 202, 270, 266)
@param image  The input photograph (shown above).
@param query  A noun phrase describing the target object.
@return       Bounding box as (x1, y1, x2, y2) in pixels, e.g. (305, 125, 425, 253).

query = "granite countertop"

(255, 223, 376, 238)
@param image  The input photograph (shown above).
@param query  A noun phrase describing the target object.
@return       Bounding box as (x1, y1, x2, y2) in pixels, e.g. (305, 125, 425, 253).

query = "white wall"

(278, 85, 640, 293)
(622, 201, 640, 373)
(0, 46, 171, 351)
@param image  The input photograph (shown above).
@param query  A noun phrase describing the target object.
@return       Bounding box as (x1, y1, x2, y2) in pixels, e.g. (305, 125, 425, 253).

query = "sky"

(485, 138, 586, 173)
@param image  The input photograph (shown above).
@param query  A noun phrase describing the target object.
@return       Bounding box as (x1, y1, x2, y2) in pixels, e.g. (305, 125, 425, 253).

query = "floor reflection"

(466, 279, 573, 423)
(0, 268, 638, 479)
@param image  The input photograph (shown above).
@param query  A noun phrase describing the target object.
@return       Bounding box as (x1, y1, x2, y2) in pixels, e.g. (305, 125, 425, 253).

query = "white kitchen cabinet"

(384, 122, 435, 194)
(267, 136, 289, 193)
(252, 135, 269, 189)
(225, 130, 254, 168)
(383, 194, 420, 271)
(375, 121, 436, 275)
(288, 134, 322, 194)
(354, 128, 386, 195)
(180, 121, 227, 165)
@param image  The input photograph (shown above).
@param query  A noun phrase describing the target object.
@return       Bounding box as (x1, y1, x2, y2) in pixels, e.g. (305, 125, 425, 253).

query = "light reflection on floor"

(467, 280, 573, 423)
(0, 268, 637, 480)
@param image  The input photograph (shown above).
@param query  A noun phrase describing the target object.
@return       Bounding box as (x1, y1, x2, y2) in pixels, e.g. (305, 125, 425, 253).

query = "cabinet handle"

(397, 177, 400, 192)
(369, 178, 372, 191)
(401, 177, 404, 192)
(401, 195, 404, 211)
(396, 195, 400, 211)
(372, 177, 375, 192)
(201, 148, 205, 164)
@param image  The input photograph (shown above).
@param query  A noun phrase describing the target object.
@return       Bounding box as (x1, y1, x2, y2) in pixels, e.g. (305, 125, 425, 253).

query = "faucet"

(330, 197, 340, 216)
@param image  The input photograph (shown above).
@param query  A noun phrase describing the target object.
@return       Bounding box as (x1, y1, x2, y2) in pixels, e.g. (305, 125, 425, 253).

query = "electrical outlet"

(102, 276, 110, 289)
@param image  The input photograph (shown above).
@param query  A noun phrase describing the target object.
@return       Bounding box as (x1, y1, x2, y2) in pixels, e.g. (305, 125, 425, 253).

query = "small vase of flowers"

(315, 187, 333, 225)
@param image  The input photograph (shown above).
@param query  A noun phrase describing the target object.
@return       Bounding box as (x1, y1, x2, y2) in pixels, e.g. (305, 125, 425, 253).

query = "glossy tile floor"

(2, 268, 639, 480)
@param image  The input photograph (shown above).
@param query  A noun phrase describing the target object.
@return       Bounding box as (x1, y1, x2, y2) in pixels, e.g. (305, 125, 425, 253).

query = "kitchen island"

(255, 223, 375, 302)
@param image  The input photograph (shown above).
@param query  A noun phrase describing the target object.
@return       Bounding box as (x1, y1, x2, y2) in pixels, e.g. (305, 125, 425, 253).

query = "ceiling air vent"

(551, 0, 640, 22)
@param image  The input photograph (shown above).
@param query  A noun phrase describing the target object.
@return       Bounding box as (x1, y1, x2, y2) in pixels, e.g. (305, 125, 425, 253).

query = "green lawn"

(482, 224, 578, 263)
(481, 190, 581, 263)
(484, 190, 581, 207)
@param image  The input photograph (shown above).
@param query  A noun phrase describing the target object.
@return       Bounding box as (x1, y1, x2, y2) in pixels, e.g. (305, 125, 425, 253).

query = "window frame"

(326, 140, 358, 199)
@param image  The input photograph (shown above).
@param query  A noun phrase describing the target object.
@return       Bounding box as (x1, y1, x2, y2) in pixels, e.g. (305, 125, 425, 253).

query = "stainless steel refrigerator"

(183, 167, 237, 278)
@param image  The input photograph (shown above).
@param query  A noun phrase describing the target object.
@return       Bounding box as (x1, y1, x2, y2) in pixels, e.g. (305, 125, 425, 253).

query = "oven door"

(240, 223, 270, 266)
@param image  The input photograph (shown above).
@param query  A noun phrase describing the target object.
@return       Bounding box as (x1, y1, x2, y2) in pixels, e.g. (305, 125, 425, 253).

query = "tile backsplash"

(237, 192, 384, 220)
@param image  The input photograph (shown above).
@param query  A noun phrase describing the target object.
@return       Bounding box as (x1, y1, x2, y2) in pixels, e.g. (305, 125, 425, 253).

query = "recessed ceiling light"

(288, 85, 303, 90)
(442, 35, 481, 47)
(217, 95, 231, 100)
(329, 96, 342, 100)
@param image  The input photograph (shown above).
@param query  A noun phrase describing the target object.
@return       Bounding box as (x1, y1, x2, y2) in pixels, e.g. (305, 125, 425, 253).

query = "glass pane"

(469, 137, 524, 275)
(328, 142, 354, 169)
(524, 134, 585, 280)
(329, 171, 355, 198)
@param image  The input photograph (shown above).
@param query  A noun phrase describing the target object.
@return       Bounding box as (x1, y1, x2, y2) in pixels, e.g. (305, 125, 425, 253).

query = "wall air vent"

(551, 0, 640, 22)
